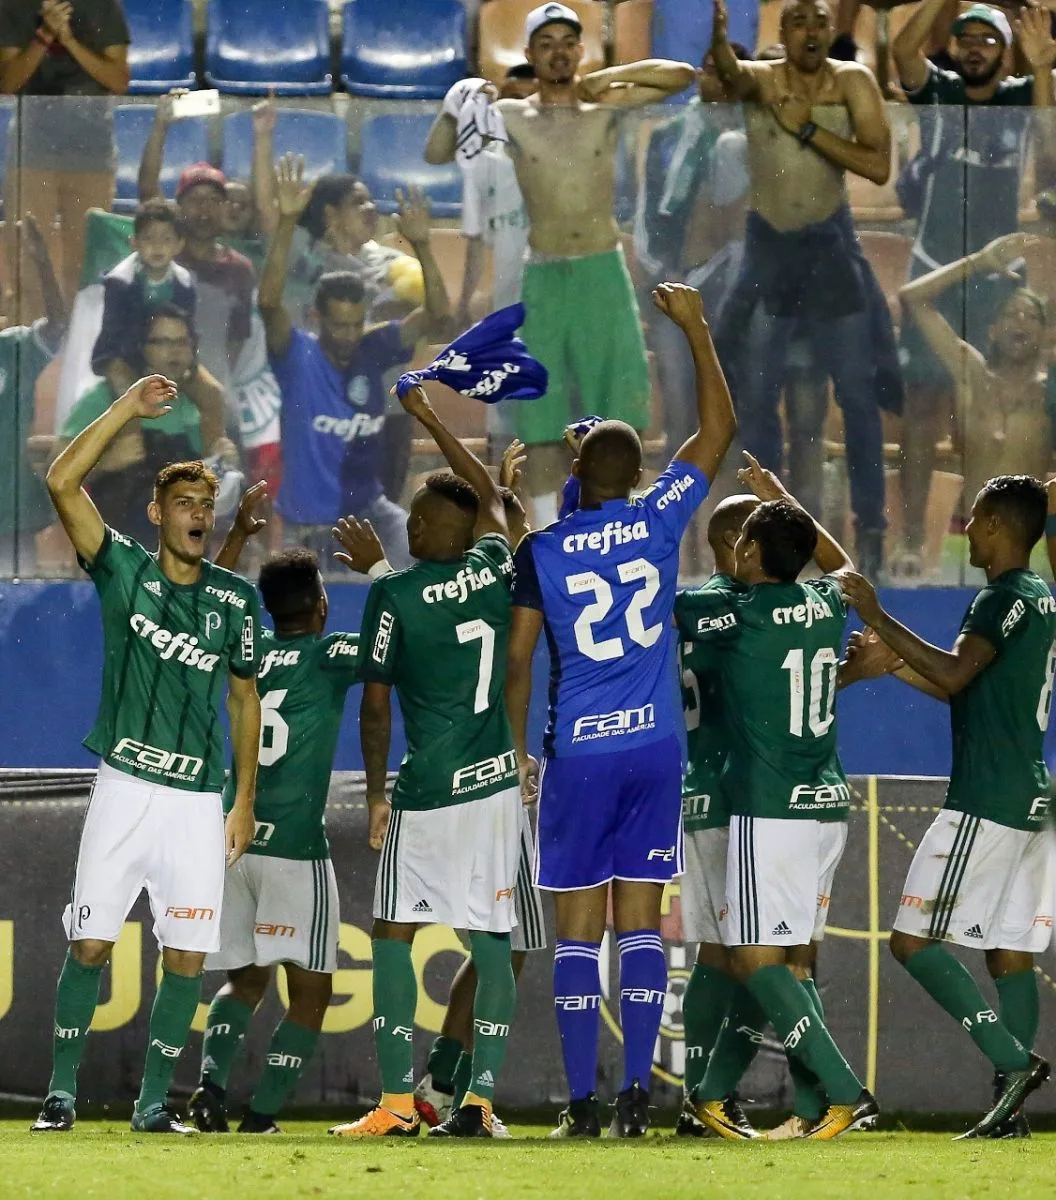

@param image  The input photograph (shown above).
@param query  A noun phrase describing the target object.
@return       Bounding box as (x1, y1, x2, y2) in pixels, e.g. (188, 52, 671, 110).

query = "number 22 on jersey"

(567, 558, 662, 662)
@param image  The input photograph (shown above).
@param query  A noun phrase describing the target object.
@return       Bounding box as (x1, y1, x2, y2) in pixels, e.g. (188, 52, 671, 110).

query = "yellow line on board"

(866, 775, 880, 1095)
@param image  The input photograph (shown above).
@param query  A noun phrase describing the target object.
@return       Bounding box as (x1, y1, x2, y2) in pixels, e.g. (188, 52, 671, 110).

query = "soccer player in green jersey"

(32, 376, 263, 1136)
(843, 475, 1054, 1140)
(676, 456, 877, 1141)
(329, 382, 520, 1141)
(185, 485, 370, 1134)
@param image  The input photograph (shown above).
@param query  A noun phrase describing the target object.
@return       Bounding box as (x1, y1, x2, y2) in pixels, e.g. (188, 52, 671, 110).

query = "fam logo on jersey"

(571, 705, 655, 744)
(347, 375, 371, 406)
(422, 564, 497, 605)
(1002, 599, 1025, 637)
(562, 520, 647, 557)
(788, 782, 850, 812)
(241, 615, 255, 662)
(653, 473, 697, 512)
(452, 749, 518, 796)
(313, 412, 385, 442)
(372, 611, 395, 664)
(112, 737, 204, 781)
(696, 612, 736, 634)
(129, 614, 220, 672)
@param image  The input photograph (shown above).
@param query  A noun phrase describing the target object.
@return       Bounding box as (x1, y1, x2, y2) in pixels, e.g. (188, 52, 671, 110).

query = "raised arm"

(424, 111, 459, 165)
(138, 93, 177, 202)
(361, 682, 393, 851)
(259, 154, 313, 357)
(893, 0, 945, 93)
(23, 213, 67, 341)
(652, 283, 736, 482)
(499, 439, 531, 548)
(394, 187, 451, 348)
(711, 0, 767, 102)
(214, 481, 269, 571)
(46, 375, 177, 563)
(506, 604, 543, 804)
(395, 383, 508, 541)
(577, 58, 696, 108)
(737, 451, 853, 573)
(225, 671, 261, 866)
(841, 571, 995, 694)
(1017, 8, 1056, 110)
(251, 93, 279, 236)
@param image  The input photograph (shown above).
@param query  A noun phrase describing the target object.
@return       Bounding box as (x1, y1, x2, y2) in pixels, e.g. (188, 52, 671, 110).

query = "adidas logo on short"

(411, 900, 432, 913)
(144, 580, 162, 597)
(772, 921, 793, 937)
(475, 1070, 495, 1087)
(964, 924, 983, 940)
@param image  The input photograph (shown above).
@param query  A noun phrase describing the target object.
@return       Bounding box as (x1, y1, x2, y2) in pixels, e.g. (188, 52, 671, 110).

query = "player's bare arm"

(395, 187, 452, 348)
(576, 58, 696, 108)
(506, 606, 543, 805)
(841, 571, 996, 694)
(771, 63, 890, 186)
(360, 682, 393, 850)
(214, 481, 270, 571)
(259, 153, 313, 357)
(711, 0, 767, 101)
(837, 627, 902, 690)
(395, 382, 509, 541)
(499, 439, 531, 547)
(652, 283, 736, 482)
(737, 450, 853, 573)
(225, 671, 261, 866)
(46, 375, 177, 565)
(892, 0, 944, 93)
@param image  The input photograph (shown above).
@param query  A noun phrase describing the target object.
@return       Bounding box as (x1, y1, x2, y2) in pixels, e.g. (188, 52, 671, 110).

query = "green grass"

(2, 1122, 1055, 1199)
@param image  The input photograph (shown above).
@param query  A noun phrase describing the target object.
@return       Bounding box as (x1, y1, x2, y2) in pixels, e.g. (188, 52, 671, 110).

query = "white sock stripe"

(617, 936, 664, 954)
(554, 945, 601, 959)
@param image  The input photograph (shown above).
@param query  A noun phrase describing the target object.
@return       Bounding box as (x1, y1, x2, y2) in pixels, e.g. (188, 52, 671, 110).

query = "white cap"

(525, 3, 583, 42)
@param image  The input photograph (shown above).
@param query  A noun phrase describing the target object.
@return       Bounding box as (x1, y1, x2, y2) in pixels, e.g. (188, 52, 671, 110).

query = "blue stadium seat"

(358, 113, 460, 218)
(205, 0, 333, 95)
(222, 109, 348, 184)
(341, 0, 468, 99)
(125, 0, 197, 95)
(113, 105, 210, 214)
(653, 0, 759, 102)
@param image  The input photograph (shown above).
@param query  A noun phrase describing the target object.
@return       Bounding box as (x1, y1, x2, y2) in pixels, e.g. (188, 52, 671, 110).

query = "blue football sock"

(616, 929, 667, 1093)
(553, 939, 602, 1102)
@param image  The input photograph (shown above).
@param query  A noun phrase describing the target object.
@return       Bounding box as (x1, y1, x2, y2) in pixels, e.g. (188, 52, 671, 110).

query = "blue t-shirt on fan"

(269, 323, 410, 525)
(512, 460, 709, 758)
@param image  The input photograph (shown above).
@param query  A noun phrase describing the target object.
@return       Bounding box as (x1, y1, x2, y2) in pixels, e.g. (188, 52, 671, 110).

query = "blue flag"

(395, 303, 548, 404)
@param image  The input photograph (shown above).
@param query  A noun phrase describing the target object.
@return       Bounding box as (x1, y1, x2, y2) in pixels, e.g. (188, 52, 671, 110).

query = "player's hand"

(394, 186, 431, 248)
(974, 232, 1039, 278)
(518, 754, 540, 807)
(839, 570, 884, 626)
(232, 480, 269, 539)
(771, 93, 813, 136)
(736, 450, 789, 503)
(500, 438, 527, 491)
(225, 803, 256, 867)
(367, 794, 392, 851)
(843, 627, 902, 681)
(651, 282, 707, 329)
(251, 89, 277, 135)
(391, 382, 435, 422)
(274, 152, 314, 221)
(333, 515, 386, 574)
(119, 375, 177, 421)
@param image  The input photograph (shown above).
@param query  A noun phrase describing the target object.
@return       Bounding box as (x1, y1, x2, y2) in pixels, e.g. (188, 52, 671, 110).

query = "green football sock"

(995, 970, 1039, 1054)
(466, 932, 515, 1103)
(371, 939, 418, 1094)
(697, 984, 767, 1101)
(250, 1020, 319, 1118)
(48, 951, 104, 1099)
(136, 970, 202, 1113)
(904, 945, 1030, 1073)
(426, 1034, 463, 1094)
(452, 1050, 473, 1108)
(788, 978, 826, 1120)
(746, 964, 862, 1105)
(682, 965, 735, 1098)
(200, 993, 254, 1090)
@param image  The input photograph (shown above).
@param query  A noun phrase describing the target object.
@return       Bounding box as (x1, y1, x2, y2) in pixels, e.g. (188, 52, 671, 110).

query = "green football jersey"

(357, 533, 517, 811)
(676, 574, 739, 833)
(82, 526, 262, 792)
(223, 628, 361, 860)
(677, 575, 850, 821)
(947, 568, 1056, 831)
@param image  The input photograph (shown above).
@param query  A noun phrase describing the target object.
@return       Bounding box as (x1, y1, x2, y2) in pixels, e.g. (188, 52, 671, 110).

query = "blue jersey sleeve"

(512, 534, 543, 609)
(267, 327, 311, 409)
(639, 461, 709, 548)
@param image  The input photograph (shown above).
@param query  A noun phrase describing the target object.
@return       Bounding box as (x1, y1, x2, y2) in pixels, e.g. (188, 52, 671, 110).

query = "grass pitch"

(2, 1121, 1054, 1199)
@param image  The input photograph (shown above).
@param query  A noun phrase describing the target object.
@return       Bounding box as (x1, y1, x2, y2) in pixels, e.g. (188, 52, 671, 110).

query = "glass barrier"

(1, 94, 1053, 586)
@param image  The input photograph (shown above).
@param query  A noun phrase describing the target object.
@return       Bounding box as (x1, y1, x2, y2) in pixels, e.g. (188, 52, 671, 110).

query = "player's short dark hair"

(498, 485, 520, 514)
(976, 475, 1047, 548)
(258, 548, 324, 622)
(134, 198, 180, 237)
(153, 460, 219, 502)
(743, 500, 817, 582)
(300, 173, 362, 241)
(707, 494, 759, 554)
(577, 421, 642, 495)
(425, 470, 480, 516)
(314, 271, 366, 315)
(506, 62, 536, 80)
(145, 302, 195, 337)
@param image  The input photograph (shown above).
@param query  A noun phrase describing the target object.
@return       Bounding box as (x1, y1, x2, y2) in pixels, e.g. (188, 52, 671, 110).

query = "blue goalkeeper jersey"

(512, 460, 708, 757)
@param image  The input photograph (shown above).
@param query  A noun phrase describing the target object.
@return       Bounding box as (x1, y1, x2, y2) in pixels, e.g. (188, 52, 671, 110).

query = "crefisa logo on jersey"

(654, 473, 696, 511)
(129, 614, 220, 671)
(327, 639, 358, 660)
(562, 520, 648, 557)
(422, 564, 497, 605)
(259, 648, 301, 678)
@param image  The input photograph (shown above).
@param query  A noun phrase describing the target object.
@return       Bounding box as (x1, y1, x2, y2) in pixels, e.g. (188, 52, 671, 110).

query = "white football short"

(207, 853, 340, 973)
(512, 804, 547, 952)
(722, 816, 848, 948)
(64, 761, 225, 953)
(681, 825, 730, 945)
(374, 787, 522, 934)
(893, 810, 1054, 953)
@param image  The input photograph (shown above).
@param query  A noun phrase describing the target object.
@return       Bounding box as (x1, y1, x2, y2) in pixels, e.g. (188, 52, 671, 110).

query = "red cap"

(176, 162, 227, 200)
